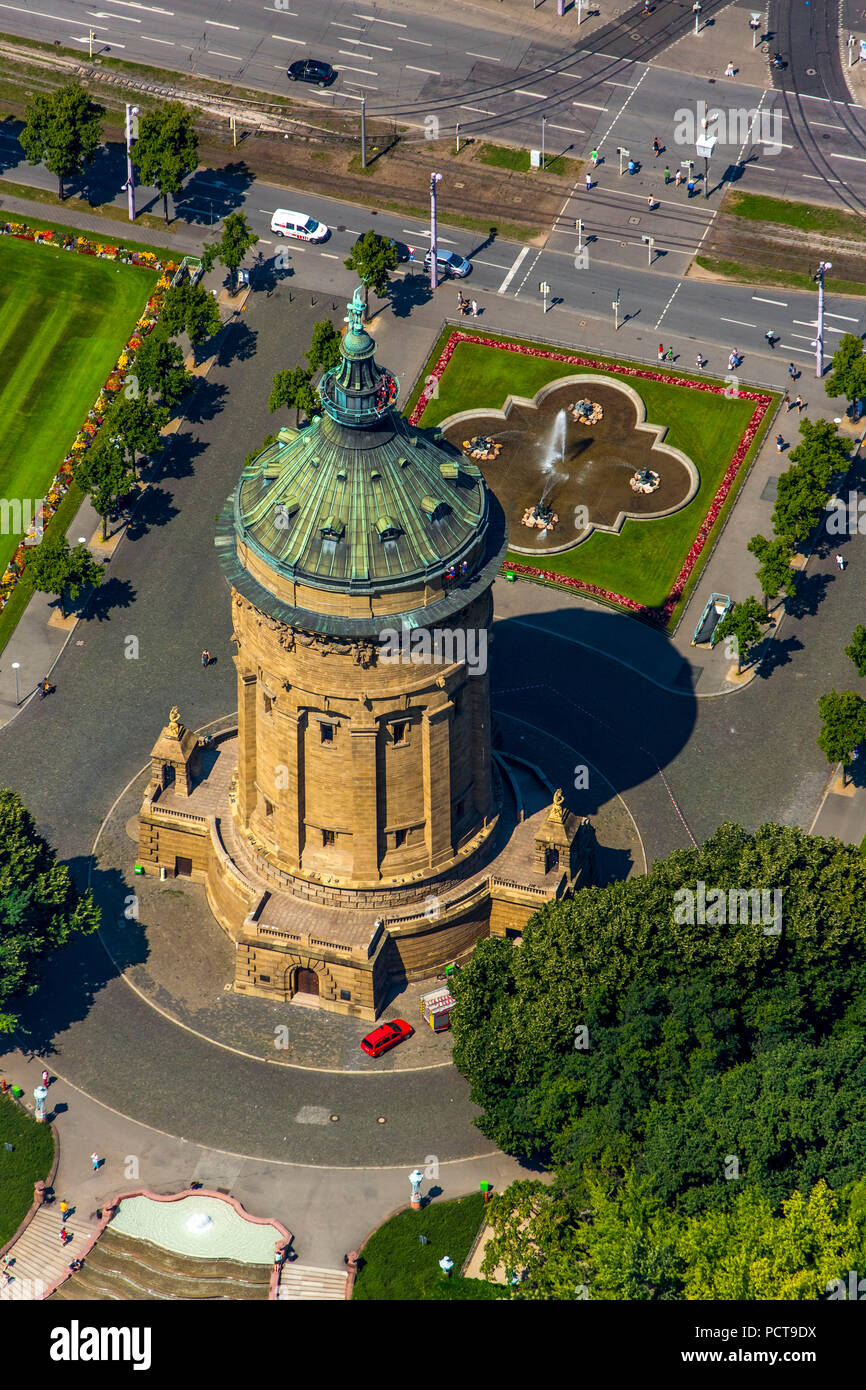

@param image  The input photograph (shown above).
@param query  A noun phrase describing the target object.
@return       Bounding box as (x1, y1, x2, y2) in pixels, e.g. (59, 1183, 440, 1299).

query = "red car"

(360, 1018, 414, 1058)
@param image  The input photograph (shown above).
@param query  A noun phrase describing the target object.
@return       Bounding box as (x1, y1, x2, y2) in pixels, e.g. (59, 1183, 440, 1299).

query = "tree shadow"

(756, 632, 803, 677)
(152, 432, 208, 482)
(75, 139, 129, 207)
(183, 378, 228, 425)
(125, 485, 180, 540)
(84, 576, 136, 623)
(217, 320, 257, 368)
(467, 227, 498, 258)
(785, 570, 831, 620)
(252, 250, 294, 296)
(176, 161, 255, 226)
(389, 272, 433, 320)
(0, 116, 25, 177)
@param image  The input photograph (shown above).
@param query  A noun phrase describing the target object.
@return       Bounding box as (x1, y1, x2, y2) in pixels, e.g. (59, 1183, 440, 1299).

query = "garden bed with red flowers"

(408, 330, 775, 628)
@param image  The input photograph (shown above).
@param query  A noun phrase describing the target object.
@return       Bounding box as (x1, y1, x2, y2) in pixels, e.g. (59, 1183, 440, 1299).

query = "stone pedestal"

(149, 706, 201, 798)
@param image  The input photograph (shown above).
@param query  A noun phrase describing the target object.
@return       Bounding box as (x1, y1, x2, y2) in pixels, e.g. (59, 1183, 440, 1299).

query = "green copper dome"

(218, 288, 501, 602)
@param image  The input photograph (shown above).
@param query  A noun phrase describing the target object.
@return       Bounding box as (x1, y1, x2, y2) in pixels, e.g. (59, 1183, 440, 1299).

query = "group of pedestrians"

(457, 293, 479, 318)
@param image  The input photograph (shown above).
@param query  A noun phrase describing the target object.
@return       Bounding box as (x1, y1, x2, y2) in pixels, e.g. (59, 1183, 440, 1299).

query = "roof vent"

(420, 495, 446, 518)
(310, 455, 321, 468)
(439, 461, 460, 480)
(336, 470, 347, 482)
(370, 469, 381, 480)
(398, 456, 410, 468)
(376, 515, 402, 541)
(320, 514, 345, 539)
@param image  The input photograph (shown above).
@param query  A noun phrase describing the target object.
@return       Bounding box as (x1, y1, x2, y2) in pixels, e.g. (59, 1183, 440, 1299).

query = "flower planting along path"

(410, 330, 775, 628)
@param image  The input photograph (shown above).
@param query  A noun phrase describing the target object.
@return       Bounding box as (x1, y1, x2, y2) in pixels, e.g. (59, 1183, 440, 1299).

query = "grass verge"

(0, 172, 171, 234)
(727, 191, 866, 240)
(695, 255, 866, 298)
(478, 142, 582, 179)
(0, 1094, 54, 1248)
(352, 1193, 503, 1300)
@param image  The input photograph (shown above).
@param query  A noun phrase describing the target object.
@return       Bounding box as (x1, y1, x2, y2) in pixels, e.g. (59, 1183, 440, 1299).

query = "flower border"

(409, 331, 773, 625)
(0, 221, 178, 613)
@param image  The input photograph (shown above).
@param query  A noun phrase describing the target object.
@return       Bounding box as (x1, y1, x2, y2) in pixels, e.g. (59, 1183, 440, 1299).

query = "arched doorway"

(295, 967, 319, 996)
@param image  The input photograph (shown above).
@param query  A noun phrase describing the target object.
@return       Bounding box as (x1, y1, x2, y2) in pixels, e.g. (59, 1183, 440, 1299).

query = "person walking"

(666, 347, 675, 362)
(647, 195, 656, 210)
(765, 329, 776, 347)
(724, 60, 736, 77)
(59, 1200, 69, 1221)
(687, 176, 695, 196)
(201, 649, 210, 667)
(658, 343, 665, 362)
(836, 553, 846, 570)
(41, 1069, 49, 1088)
(60, 1228, 69, 1246)
(90, 1152, 100, 1171)
(695, 353, 704, 371)
(590, 149, 599, 166)
(585, 172, 592, 191)
(729, 350, 739, 370)
(627, 158, 636, 175)
(776, 433, 784, 452)
(652, 137, 661, 157)
(794, 394, 804, 412)
(39, 676, 49, 700)
(784, 393, 792, 409)
(674, 169, 682, 187)
(471, 299, 479, 317)
(788, 362, 797, 380)
(664, 165, 671, 184)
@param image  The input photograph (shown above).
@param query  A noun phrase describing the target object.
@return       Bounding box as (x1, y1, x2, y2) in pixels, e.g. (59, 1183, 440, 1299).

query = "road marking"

(207, 19, 239, 28)
(264, 2, 296, 10)
(460, 104, 496, 114)
(603, 80, 634, 88)
(272, 35, 305, 43)
(466, 51, 500, 60)
(548, 124, 586, 135)
(330, 22, 364, 29)
(343, 37, 393, 50)
(825, 312, 859, 322)
(258, 239, 272, 245)
(354, 12, 407, 25)
(339, 49, 372, 58)
(788, 345, 813, 355)
(498, 246, 529, 294)
(572, 100, 606, 110)
(802, 173, 840, 182)
(87, 8, 139, 18)
(320, 252, 340, 259)
(655, 281, 681, 330)
(406, 65, 441, 74)
(343, 79, 379, 88)
(208, 50, 242, 60)
(340, 65, 379, 76)
(752, 296, 788, 306)
(720, 317, 757, 327)
(398, 36, 433, 45)
(831, 152, 866, 162)
(515, 88, 548, 98)
(141, 35, 173, 43)
(0, 3, 80, 22)
(105, 1, 174, 11)
(790, 333, 815, 341)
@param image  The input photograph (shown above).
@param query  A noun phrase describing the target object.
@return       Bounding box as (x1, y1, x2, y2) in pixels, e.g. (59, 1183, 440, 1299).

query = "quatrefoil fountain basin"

(439, 376, 699, 554)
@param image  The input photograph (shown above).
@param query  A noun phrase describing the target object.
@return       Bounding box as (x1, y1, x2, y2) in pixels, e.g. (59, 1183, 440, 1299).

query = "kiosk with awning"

(420, 988, 455, 1032)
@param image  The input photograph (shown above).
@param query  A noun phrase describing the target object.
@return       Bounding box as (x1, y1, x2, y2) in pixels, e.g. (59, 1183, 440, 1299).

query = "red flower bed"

(413, 331, 772, 624)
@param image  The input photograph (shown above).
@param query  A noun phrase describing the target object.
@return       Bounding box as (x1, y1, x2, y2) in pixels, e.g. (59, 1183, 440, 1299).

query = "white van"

(269, 209, 329, 242)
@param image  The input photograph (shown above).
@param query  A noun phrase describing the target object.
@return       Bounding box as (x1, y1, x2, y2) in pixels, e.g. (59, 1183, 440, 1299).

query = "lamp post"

(409, 1168, 423, 1210)
(429, 172, 442, 290)
(750, 12, 762, 47)
(612, 288, 620, 331)
(124, 105, 138, 221)
(89, 29, 97, 59)
(848, 34, 856, 67)
(11, 662, 20, 706)
(360, 97, 367, 170)
(540, 280, 551, 313)
(814, 260, 832, 378)
(693, 1, 701, 34)
(33, 1085, 48, 1122)
(541, 116, 546, 171)
(576, 217, 584, 251)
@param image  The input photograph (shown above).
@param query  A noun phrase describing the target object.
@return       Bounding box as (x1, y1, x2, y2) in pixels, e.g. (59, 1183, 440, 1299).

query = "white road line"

(88, 8, 140, 19)
(106, 1, 174, 11)
(320, 252, 340, 259)
(830, 152, 866, 162)
(141, 35, 173, 43)
(655, 281, 682, 331)
(264, 2, 296, 10)
(603, 80, 634, 88)
(207, 20, 239, 28)
(802, 173, 840, 182)
(515, 88, 548, 98)
(788, 346, 815, 355)
(789, 333, 815, 341)
(548, 124, 586, 135)
(340, 65, 379, 75)
(258, 239, 272, 245)
(272, 35, 304, 43)
(330, 22, 364, 30)
(343, 79, 379, 87)
(752, 296, 788, 305)
(466, 51, 500, 60)
(825, 312, 860, 322)
(397, 36, 433, 45)
(354, 11, 406, 24)
(339, 50, 372, 59)
(498, 246, 529, 294)
(572, 100, 606, 110)
(596, 62, 649, 148)
(406, 65, 441, 74)
(721, 317, 757, 327)
(209, 50, 241, 59)
(340, 93, 365, 102)
(460, 104, 496, 114)
(0, 4, 80, 23)
(343, 38, 393, 50)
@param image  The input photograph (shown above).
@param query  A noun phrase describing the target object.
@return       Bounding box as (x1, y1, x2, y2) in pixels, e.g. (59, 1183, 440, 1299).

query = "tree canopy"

(132, 102, 198, 223)
(269, 366, 319, 424)
(200, 211, 258, 290)
(159, 276, 221, 349)
(826, 333, 866, 405)
(306, 320, 343, 375)
(25, 536, 103, 618)
(75, 436, 137, 539)
(0, 788, 101, 1032)
(132, 330, 192, 408)
(344, 231, 399, 315)
(20, 83, 105, 199)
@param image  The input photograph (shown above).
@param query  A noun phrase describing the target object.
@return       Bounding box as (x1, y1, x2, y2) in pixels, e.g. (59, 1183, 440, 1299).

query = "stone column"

(350, 718, 380, 879)
(237, 670, 258, 822)
(423, 702, 453, 868)
(281, 707, 306, 869)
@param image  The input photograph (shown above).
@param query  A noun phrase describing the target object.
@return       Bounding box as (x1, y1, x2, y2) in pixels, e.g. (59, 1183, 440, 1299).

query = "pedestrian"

(201, 649, 210, 667)
(784, 394, 792, 409)
(729, 350, 738, 370)
(674, 169, 682, 187)
(664, 165, 670, 184)
(725, 60, 736, 77)
(628, 158, 636, 175)
(90, 1152, 100, 1172)
(666, 347, 674, 362)
(590, 149, 599, 166)
(765, 329, 776, 347)
(585, 172, 592, 191)
(59, 1200, 68, 1220)
(658, 343, 664, 362)
(60, 1228, 68, 1246)
(647, 195, 655, 210)
(41, 1069, 48, 1088)
(652, 137, 661, 156)
(687, 177, 695, 196)
(695, 353, 704, 371)
(795, 394, 804, 412)
(471, 299, 479, 317)
(776, 433, 784, 452)
(788, 362, 797, 379)
(836, 553, 846, 570)
(39, 676, 49, 700)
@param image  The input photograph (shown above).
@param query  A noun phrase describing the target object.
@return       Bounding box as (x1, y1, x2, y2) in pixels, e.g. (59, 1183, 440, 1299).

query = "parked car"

(424, 248, 471, 278)
(287, 59, 336, 87)
(360, 1018, 414, 1058)
(352, 232, 411, 262)
(270, 209, 329, 241)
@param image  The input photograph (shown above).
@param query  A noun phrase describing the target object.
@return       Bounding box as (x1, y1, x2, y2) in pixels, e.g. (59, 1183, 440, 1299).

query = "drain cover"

(628, 215, 640, 224)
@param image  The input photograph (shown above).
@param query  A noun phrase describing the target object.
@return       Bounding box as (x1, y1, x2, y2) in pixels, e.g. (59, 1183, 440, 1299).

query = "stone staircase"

(277, 1263, 348, 1300)
(50, 1229, 272, 1301)
(1, 1205, 98, 1300)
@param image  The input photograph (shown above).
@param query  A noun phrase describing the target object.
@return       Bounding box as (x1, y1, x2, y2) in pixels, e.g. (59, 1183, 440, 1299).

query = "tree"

(714, 596, 771, 673)
(159, 277, 221, 351)
(25, 536, 103, 618)
(787, 417, 850, 487)
(771, 465, 828, 549)
(132, 329, 192, 408)
(306, 320, 343, 375)
(19, 83, 104, 200)
(747, 534, 796, 612)
(847, 625, 866, 679)
(103, 394, 169, 473)
(200, 211, 259, 292)
(269, 366, 320, 425)
(132, 101, 198, 224)
(817, 690, 866, 786)
(826, 333, 866, 406)
(76, 436, 137, 540)
(343, 231, 399, 316)
(0, 789, 100, 1032)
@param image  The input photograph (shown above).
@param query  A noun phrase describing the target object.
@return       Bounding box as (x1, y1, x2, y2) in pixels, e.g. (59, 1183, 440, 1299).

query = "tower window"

(263, 694, 273, 715)
(395, 828, 407, 848)
(393, 721, 408, 745)
(321, 722, 334, 743)
(264, 798, 274, 817)
(322, 829, 335, 847)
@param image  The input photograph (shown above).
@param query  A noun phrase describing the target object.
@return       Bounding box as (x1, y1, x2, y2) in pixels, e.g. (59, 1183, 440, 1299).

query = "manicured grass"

(412, 333, 768, 613)
(0, 1094, 54, 1247)
(478, 143, 582, 179)
(0, 209, 178, 262)
(696, 255, 866, 299)
(0, 173, 172, 234)
(0, 236, 157, 577)
(727, 191, 866, 240)
(352, 1193, 503, 1300)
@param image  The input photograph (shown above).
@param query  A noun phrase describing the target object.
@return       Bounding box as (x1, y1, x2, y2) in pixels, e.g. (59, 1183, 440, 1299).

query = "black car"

(287, 59, 336, 88)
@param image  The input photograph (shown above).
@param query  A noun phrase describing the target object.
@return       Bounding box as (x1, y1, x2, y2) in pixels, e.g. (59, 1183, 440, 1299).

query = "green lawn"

(478, 142, 582, 179)
(412, 333, 770, 615)
(0, 235, 157, 576)
(0, 1094, 54, 1247)
(727, 191, 866, 240)
(352, 1193, 504, 1300)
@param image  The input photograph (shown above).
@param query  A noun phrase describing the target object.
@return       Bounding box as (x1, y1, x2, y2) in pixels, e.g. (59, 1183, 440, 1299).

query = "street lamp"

(541, 116, 546, 171)
(409, 1169, 423, 1210)
(33, 1085, 48, 1121)
(750, 13, 762, 48)
(693, 1, 701, 35)
(124, 104, 138, 222)
(11, 662, 20, 706)
(641, 234, 655, 267)
(429, 172, 443, 291)
(814, 261, 832, 379)
(612, 288, 621, 331)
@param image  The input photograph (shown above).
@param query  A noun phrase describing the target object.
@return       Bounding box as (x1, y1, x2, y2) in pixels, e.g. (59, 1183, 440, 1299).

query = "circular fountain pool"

(109, 1195, 281, 1263)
